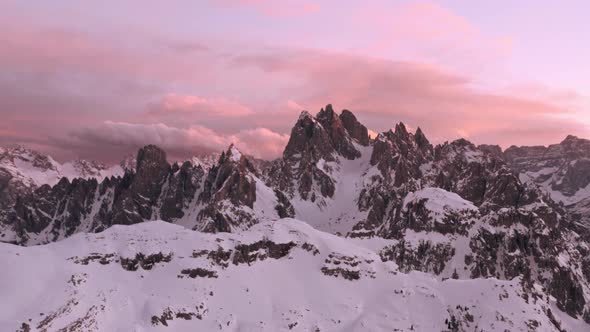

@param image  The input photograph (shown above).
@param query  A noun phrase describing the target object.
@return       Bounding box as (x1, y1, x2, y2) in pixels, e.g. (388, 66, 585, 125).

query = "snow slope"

(0, 219, 584, 332)
(189, 152, 221, 172)
(403, 188, 478, 221)
(0, 146, 124, 188)
(292, 143, 373, 235)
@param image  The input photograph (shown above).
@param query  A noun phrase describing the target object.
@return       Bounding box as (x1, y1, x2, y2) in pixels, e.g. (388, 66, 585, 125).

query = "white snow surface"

(403, 188, 478, 217)
(0, 219, 585, 332)
(292, 143, 373, 234)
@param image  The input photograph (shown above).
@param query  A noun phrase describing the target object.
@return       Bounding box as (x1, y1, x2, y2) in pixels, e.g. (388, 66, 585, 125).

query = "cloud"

(213, 0, 320, 17)
(232, 128, 289, 158)
(56, 121, 288, 161)
(148, 94, 253, 118)
(286, 99, 304, 111)
(0, 18, 218, 86)
(357, 1, 513, 68)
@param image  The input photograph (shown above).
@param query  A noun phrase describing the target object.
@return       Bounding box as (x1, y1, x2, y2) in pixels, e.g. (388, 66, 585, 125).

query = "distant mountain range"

(1, 105, 589, 331)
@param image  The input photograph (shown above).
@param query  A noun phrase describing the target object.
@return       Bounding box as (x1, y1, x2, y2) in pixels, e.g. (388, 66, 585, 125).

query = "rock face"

(1, 145, 280, 243)
(0, 146, 125, 235)
(266, 108, 337, 203)
(505, 135, 590, 204)
(159, 161, 204, 221)
(315, 104, 362, 160)
(195, 145, 261, 233)
(339, 109, 370, 146)
(1, 105, 590, 326)
(111, 145, 171, 225)
(505, 135, 590, 232)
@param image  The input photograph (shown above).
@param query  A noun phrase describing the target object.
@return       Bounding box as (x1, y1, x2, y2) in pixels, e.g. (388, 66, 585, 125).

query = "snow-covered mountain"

(0, 145, 125, 188)
(189, 152, 221, 172)
(505, 136, 590, 228)
(1, 105, 590, 330)
(2, 218, 587, 332)
(0, 146, 127, 232)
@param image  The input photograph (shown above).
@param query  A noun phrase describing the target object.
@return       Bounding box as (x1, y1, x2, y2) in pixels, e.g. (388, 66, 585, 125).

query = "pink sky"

(1, 0, 589, 162)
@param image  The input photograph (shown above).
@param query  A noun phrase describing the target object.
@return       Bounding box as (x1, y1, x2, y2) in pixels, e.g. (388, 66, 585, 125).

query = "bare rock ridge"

(504, 134, 590, 237)
(111, 145, 170, 225)
(1, 144, 268, 243)
(315, 104, 362, 159)
(339, 108, 370, 146)
(1, 104, 590, 326)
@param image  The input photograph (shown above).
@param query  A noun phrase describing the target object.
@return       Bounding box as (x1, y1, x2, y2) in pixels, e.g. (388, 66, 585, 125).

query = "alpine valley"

(1, 105, 590, 332)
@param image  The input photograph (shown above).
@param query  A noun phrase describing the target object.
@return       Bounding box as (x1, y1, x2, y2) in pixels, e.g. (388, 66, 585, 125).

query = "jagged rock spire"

(112, 145, 171, 225)
(414, 127, 430, 150)
(136, 145, 169, 177)
(284, 104, 367, 162)
(284, 109, 336, 161)
(340, 109, 370, 146)
(316, 104, 361, 160)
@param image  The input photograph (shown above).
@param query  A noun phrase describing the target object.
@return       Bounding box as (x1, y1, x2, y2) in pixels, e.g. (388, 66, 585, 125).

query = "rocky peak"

(478, 144, 504, 161)
(269, 106, 368, 202)
(201, 144, 256, 208)
(283, 110, 335, 162)
(284, 106, 369, 162)
(429, 138, 508, 207)
(561, 134, 582, 145)
(414, 127, 430, 151)
(433, 138, 486, 163)
(504, 135, 590, 206)
(370, 124, 433, 183)
(223, 144, 245, 164)
(2, 145, 59, 172)
(298, 110, 313, 121)
(393, 122, 410, 141)
(558, 135, 590, 158)
(195, 144, 261, 233)
(339, 109, 370, 146)
(111, 145, 171, 225)
(316, 104, 361, 160)
(136, 145, 169, 176)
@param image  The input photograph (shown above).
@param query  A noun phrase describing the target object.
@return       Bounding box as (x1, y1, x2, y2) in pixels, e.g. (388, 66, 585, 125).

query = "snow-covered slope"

(0, 146, 123, 188)
(290, 142, 374, 235)
(1, 219, 585, 332)
(189, 152, 221, 172)
(505, 135, 590, 207)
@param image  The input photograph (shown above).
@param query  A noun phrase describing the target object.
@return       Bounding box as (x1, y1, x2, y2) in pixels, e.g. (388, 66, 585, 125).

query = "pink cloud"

(356, 2, 513, 70)
(0, 19, 219, 85)
(59, 121, 288, 161)
(149, 94, 253, 117)
(232, 128, 289, 158)
(286, 99, 304, 111)
(212, 0, 320, 17)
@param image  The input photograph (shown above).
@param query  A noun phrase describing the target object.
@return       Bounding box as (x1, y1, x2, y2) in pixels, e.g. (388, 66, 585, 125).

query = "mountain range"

(1, 105, 589, 331)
